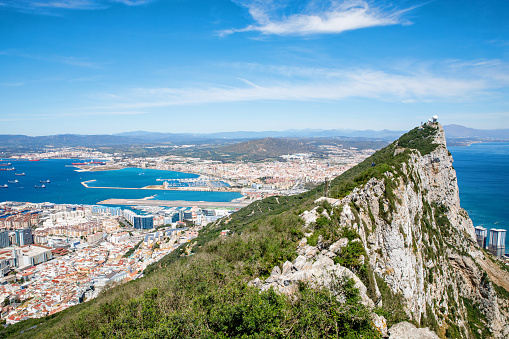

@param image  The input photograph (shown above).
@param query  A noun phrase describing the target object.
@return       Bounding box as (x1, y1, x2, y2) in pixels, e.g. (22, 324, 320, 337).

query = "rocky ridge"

(252, 123, 509, 338)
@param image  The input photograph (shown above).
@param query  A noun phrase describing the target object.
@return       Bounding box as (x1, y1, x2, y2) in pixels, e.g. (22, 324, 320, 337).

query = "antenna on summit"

(432, 115, 438, 123)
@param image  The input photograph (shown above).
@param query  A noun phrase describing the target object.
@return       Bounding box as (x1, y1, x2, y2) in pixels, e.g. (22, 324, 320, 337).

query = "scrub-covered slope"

(5, 123, 509, 339)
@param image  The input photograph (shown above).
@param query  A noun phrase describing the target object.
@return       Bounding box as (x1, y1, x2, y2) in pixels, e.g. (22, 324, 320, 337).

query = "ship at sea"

(34, 184, 46, 188)
(40, 180, 50, 184)
(0, 163, 12, 166)
(1, 184, 7, 188)
(7, 180, 19, 184)
(14, 173, 25, 176)
(0, 167, 15, 171)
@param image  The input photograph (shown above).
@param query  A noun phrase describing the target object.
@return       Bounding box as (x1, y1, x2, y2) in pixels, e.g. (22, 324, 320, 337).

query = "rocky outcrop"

(252, 123, 509, 338)
(327, 123, 509, 338)
(251, 237, 374, 308)
(389, 322, 440, 339)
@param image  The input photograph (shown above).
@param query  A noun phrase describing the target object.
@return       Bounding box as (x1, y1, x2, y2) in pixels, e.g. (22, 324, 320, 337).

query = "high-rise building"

(475, 226, 487, 249)
(0, 230, 9, 248)
(133, 215, 154, 230)
(15, 228, 33, 246)
(488, 229, 506, 258)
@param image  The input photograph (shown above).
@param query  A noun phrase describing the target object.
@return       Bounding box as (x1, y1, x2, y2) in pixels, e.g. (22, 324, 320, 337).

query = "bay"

(0, 159, 242, 205)
(449, 143, 509, 253)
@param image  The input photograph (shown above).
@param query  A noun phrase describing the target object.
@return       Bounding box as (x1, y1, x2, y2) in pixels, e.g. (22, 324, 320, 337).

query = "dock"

(97, 198, 251, 209)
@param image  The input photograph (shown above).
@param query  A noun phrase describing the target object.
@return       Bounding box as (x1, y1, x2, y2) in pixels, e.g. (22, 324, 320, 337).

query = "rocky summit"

(5, 122, 509, 338)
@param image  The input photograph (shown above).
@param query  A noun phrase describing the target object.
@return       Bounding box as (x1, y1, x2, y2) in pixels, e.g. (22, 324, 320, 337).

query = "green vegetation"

(326, 125, 438, 200)
(462, 297, 491, 339)
(396, 125, 439, 156)
(5, 125, 449, 338)
(122, 240, 142, 258)
(374, 275, 409, 327)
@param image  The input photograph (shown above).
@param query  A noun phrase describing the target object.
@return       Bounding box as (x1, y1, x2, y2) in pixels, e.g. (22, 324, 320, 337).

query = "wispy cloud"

(0, 81, 25, 87)
(0, 110, 147, 122)
(0, 0, 154, 14)
(220, 0, 414, 36)
(0, 49, 100, 68)
(89, 60, 509, 110)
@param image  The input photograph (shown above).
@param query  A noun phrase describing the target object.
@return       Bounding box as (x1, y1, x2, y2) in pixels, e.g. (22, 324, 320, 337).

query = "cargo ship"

(7, 180, 18, 184)
(0, 168, 15, 171)
(14, 173, 25, 176)
(40, 180, 50, 183)
(34, 184, 46, 188)
(0, 184, 7, 188)
(0, 163, 12, 166)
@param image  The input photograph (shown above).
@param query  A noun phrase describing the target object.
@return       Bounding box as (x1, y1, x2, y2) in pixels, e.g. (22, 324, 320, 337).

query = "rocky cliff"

(254, 123, 509, 338)
(6, 123, 509, 339)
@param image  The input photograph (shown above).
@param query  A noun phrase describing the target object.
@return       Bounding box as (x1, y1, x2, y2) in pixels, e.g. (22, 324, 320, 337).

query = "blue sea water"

(0, 159, 242, 205)
(449, 143, 509, 252)
(1, 147, 507, 249)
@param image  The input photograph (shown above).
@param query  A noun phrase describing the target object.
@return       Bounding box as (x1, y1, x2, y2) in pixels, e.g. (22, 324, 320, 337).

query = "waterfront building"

(123, 210, 136, 224)
(92, 206, 122, 216)
(133, 215, 154, 230)
(15, 228, 33, 246)
(488, 229, 506, 258)
(0, 230, 10, 248)
(475, 226, 488, 249)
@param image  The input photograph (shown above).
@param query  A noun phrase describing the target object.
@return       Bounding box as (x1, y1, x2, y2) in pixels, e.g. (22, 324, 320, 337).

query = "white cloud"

(0, 0, 153, 13)
(220, 0, 413, 36)
(0, 50, 100, 68)
(90, 61, 509, 110)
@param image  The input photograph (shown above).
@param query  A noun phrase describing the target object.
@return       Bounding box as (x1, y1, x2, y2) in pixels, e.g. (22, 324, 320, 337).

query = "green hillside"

(3, 125, 441, 338)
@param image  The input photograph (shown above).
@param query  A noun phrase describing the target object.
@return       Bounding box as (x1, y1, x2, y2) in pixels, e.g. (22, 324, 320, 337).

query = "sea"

(449, 143, 509, 253)
(0, 146, 508, 251)
(0, 159, 242, 206)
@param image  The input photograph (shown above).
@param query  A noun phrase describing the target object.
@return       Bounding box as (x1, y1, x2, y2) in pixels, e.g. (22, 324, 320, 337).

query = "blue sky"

(0, 0, 508, 135)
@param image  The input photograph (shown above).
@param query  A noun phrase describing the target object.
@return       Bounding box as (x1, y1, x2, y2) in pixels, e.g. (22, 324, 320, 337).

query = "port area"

(97, 198, 251, 209)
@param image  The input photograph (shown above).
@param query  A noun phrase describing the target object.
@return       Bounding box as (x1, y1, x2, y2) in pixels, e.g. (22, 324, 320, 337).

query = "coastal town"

(0, 201, 232, 324)
(9, 144, 376, 199)
(0, 145, 378, 324)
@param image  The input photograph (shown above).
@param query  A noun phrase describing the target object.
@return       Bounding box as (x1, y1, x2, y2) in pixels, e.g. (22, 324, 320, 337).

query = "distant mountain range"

(115, 128, 405, 141)
(443, 124, 509, 139)
(0, 125, 507, 153)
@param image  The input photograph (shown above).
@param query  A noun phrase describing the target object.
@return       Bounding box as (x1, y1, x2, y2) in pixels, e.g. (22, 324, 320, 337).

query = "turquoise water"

(449, 143, 509, 252)
(0, 159, 242, 205)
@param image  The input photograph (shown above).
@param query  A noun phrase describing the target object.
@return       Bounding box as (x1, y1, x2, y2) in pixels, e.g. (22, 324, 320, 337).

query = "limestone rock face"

(252, 123, 509, 338)
(331, 123, 509, 338)
(389, 322, 439, 339)
(257, 243, 375, 309)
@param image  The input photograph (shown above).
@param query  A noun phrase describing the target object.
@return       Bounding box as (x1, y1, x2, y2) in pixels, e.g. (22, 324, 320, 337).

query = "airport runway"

(97, 198, 251, 209)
